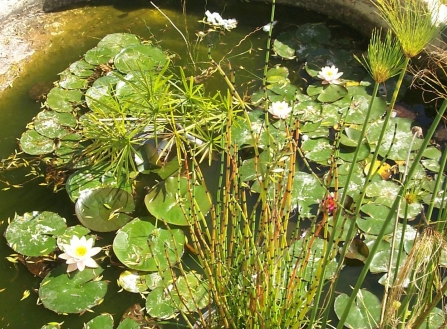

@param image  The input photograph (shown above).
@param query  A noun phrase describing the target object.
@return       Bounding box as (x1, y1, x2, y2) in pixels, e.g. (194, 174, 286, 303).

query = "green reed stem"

(336, 97, 447, 329)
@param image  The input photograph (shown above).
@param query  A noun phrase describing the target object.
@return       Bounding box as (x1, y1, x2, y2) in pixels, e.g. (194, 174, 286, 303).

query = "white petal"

(67, 263, 78, 272)
(77, 261, 86, 271)
(83, 258, 99, 268)
(58, 252, 71, 260)
(87, 247, 102, 257)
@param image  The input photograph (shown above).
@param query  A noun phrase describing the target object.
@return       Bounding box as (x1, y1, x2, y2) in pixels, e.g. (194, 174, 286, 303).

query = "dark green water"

(0, 1, 366, 328)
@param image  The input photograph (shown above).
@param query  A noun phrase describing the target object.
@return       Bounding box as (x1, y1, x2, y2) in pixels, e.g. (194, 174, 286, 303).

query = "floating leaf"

(66, 164, 132, 202)
(5, 211, 66, 256)
(301, 138, 332, 165)
(83, 313, 114, 329)
(317, 84, 348, 103)
(75, 188, 135, 232)
(39, 266, 107, 314)
(144, 176, 211, 226)
(295, 23, 331, 44)
(97, 33, 141, 50)
(358, 203, 395, 235)
(56, 225, 91, 250)
(33, 110, 76, 139)
(19, 130, 55, 155)
(69, 59, 95, 78)
(290, 171, 326, 217)
(46, 87, 83, 113)
(144, 287, 177, 320)
(114, 44, 168, 74)
(118, 270, 149, 293)
(58, 69, 88, 90)
(116, 318, 142, 329)
(344, 238, 369, 262)
(334, 289, 381, 329)
(113, 218, 185, 271)
(85, 47, 115, 65)
(272, 35, 297, 59)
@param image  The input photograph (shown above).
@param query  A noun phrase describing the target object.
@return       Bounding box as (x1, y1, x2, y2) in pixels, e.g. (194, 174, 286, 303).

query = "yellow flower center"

(74, 246, 88, 257)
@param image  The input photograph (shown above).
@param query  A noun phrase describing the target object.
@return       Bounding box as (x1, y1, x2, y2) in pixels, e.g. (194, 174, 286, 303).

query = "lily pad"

(334, 289, 381, 329)
(69, 60, 95, 78)
(113, 218, 185, 271)
(97, 33, 141, 50)
(19, 130, 55, 155)
(33, 110, 76, 139)
(301, 138, 332, 165)
(58, 69, 88, 90)
(317, 84, 348, 103)
(75, 187, 135, 232)
(83, 314, 114, 329)
(144, 176, 211, 226)
(56, 225, 91, 250)
(5, 211, 67, 256)
(46, 87, 83, 113)
(66, 164, 132, 202)
(114, 44, 168, 74)
(290, 171, 326, 217)
(118, 270, 149, 293)
(39, 266, 107, 314)
(85, 46, 115, 65)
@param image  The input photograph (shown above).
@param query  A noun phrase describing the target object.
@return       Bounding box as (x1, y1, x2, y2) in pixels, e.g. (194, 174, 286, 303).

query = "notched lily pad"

(114, 44, 168, 73)
(118, 270, 149, 293)
(46, 87, 83, 113)
(113, 218, 185, 271)
(39, 266, 107, 314)
(75, 187, 135, 232)
(33, 110, 76, 139)
(19, 130, 55, 155)
(144, 176, 211, 226)
(5, 211, 67, 256)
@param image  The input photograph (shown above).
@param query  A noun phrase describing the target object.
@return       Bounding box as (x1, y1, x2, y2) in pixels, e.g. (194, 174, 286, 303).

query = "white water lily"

(268, 101, 292, 119)
(262, 20, 278, 32)
(59, 236, 101, 272)
(204, 10, 237, 30)
(317, 65, 343, 84)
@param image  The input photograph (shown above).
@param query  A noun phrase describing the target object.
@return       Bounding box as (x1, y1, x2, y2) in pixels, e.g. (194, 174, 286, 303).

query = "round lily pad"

(69, 59, 95, 78)
(33, 110, 76, 139)
(118, 270, 149, 293)
(46, 87, 83, 113)
(19, 129, 55, 155)
(39, 265, 107, 314)
(145, 272, 209, 319)
(85, 46, 115, 65)
(113, 218, 185, 271)
(144, 176, 211, 226)
(97, 33, 141, 49)
(58, 69, 88, 90)
(114, 44, 168, 73)
(5, 211, 67, 257)
(66, 164, 132, 202)
(83, 314, 114, 329)
(75, 187, 135, 232)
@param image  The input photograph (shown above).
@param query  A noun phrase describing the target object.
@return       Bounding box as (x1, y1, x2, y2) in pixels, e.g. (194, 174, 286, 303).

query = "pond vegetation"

(1, 0, 447, 328)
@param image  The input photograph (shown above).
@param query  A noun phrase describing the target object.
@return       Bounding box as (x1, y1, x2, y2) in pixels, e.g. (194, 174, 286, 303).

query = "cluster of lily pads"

(2, 15, 447, 329)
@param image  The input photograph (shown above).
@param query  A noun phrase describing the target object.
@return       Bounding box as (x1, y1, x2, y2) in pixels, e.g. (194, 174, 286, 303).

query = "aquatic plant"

(1, 0, 447, 328)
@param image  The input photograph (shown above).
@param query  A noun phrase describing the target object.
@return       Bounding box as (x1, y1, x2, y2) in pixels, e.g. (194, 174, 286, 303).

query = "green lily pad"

(145, 272, 209, 319)
(19, 130, 55, 155)
(46, 87, 83, 113)
(358, 203, 395, 235)
(144, 176, 211, 226)
(84, 314, 114, 329)
(113, 218, 185, 271)
(66, 164, 132, 202)
(97, 33, 141, 49)
(85, 84, 121, 113)
(69, 59, 95, 78)
(118, 270, 149, 293)
(317, 84, 348, 103)
(75, 187, 135, 232)
(5, 211, 67, 256)
(33, 110, 76, 139)
(116, 318, 142, 329)
(272, 34, 297, 59)
(114, 44, 168, 74)
(301, 137, 332, 165)
(85, 47, 115, 65)
(39, 266, 107, 314)
(295, 23, 331, 44)
(290, 171, 326, 217)
(334, 289, 381, 329)
(56, 225, 91, 250)
(58, 69, 88, 90)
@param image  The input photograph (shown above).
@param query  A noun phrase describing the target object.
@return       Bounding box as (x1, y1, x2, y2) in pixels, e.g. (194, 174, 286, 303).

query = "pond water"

(0, 1, 376, 328)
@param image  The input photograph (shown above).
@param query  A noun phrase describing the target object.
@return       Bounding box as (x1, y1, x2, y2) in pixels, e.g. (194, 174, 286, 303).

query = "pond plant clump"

(2, 0, 447, 328)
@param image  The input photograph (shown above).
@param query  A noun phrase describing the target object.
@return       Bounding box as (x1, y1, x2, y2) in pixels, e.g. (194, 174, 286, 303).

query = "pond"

(0, 0, 445, 328)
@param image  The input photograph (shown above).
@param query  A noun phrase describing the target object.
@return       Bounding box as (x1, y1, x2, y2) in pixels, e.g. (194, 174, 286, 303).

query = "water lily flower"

(204, 10, 238, 30)
(262, 20, 278, 32)
(59, 236, 101, 272)
(268, 101, 292, 119)
(317, 65, 343, 84)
